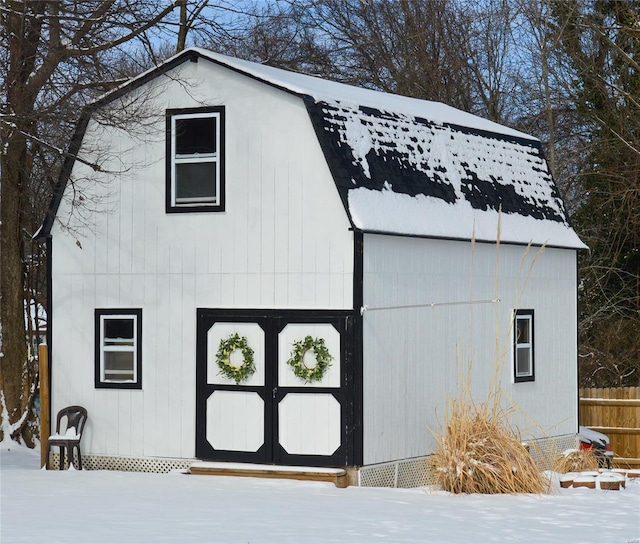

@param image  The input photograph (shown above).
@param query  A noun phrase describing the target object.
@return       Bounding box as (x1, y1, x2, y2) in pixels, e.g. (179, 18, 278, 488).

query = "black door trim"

(196, 308, 357, 466)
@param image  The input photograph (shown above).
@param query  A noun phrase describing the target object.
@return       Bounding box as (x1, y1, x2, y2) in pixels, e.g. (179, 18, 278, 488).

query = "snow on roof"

(192, 49, 530, 140)
(309, 101, 586, 248)
(191, 49, 584, 249)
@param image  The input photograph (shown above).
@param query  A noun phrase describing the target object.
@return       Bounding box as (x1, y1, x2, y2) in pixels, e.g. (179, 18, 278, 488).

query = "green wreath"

(286, 335, 333, 383)
(216, 333, 255, 384)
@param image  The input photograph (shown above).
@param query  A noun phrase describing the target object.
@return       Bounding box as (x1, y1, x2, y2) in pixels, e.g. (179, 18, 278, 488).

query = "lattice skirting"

(358, 433, 579, 488)
(524, 433, 579, 471)
(47, 433, 578, 486)
(47, 452, 192, 473)
(358, 456, 437, 488)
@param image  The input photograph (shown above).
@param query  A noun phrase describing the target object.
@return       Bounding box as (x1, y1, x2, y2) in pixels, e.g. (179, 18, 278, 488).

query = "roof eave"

(356, 228, 588, 251)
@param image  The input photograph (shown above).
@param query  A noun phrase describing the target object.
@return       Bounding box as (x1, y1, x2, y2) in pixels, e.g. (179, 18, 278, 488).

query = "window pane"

(104, 351, 134, 381)
(516, 317, 530, 344)
(516, 347, 531, 376)
(175, 117, 217, 155)
(175, 163, 217, 201)
(104, 318, 134, 344)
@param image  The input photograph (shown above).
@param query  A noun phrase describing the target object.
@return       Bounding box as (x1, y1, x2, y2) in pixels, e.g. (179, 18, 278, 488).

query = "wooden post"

(39, 344, 50, 468)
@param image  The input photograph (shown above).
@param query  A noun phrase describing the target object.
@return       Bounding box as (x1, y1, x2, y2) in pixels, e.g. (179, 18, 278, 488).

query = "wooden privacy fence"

(579, 387, 640, 468)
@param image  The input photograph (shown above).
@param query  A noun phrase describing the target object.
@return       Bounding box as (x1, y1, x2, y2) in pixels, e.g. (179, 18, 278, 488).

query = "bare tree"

(191, 1, 334, 76)
(226, 0, 526, 126)
(547, 0, 640, 387)
(296, 0, 478, 110)
(0, 0, 183, 444)
(514, 0, 589, 213)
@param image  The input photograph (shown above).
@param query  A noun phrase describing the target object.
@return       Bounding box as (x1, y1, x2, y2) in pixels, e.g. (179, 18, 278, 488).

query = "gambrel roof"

(39, 48, 585, 249)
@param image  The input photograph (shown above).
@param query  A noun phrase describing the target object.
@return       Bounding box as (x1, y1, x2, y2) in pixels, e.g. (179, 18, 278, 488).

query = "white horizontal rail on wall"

(360, 299, 500, 315)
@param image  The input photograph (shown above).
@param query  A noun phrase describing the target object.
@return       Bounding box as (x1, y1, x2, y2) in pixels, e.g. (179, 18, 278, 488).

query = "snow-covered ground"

(1, 443, 639, 544)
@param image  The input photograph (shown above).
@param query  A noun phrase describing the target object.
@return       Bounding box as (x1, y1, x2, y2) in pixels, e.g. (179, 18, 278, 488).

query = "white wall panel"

(130, 389, 145, 457)
(50, 58, 353, 461)
(315, 274, 330, 307)
(119, 176, 133, 275)
(207, 242, 221, 274)
(118, 391, 132, 455)
(130, 186, 145, 276)
(247, 274, 260, 306)
(165, 273, 185, 458)
(260, 275, 275, 307)
(219, 274, 235, 306)
(274, 274, 289, 306)
(329, 274, 347, 309)
(143, 226, 157, 275)
(106, 204, 120, 275)
(81, 211, 97, 276)
(361, 234, 579, 465)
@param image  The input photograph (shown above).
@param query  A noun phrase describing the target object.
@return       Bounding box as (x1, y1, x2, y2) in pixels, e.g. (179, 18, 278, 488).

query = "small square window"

(513, 309, 534, 383)
(166, 107, 225, 213)
(95, 309, 142, 389)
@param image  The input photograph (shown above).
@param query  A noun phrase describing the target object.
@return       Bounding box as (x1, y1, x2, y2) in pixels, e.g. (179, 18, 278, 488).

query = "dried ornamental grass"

(552, 449, 600, 474)
(430, 399, 549, 494)
(429, 229, 552, 495)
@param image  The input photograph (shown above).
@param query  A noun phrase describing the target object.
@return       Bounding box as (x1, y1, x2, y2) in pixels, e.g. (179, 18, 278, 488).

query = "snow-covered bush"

(552, 448, 599, 473)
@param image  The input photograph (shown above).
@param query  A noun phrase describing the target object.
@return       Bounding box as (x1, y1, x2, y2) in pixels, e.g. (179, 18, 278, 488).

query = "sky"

(1, 441, 639, 544)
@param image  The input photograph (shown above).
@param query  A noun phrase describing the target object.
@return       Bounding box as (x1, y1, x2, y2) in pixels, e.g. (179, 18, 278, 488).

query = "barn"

(37, 48, 585, 486)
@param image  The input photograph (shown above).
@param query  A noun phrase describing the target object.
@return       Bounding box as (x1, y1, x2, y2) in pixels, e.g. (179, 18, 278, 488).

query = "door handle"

(272, 387, 277, 399)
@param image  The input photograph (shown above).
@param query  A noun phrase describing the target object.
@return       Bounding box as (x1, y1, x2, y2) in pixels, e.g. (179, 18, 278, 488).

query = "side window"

(513, 309, 534, 383)
(166, 107, 225, 213)
(95, 309, 142, 389)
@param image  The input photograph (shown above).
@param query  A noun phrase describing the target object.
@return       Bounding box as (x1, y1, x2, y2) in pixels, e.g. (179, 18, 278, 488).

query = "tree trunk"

(0, 129, 36, 445)
(177, 0, 187, 53)
(0, 1, 40, 443)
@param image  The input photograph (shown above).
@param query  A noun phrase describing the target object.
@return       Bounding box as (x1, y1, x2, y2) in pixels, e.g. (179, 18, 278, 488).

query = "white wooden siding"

(361, 234, 578, 465)
(50, 59, 354, 459)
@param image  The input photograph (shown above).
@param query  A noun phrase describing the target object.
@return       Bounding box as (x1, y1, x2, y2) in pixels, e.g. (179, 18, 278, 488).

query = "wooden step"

(189, 461, 348, 488)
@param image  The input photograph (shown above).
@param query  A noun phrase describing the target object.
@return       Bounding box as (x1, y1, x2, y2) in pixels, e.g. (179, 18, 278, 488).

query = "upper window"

(513, 309, 534, 383)
(95, 309, 142, 389)
(166, 107, 225, 213)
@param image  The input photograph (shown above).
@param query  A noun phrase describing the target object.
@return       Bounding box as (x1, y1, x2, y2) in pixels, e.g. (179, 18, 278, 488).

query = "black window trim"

(513, 308, 535, 383)
(95, 308, 143, 389)
(165, 106, 226, 214)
